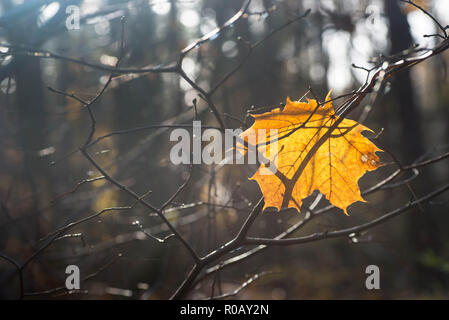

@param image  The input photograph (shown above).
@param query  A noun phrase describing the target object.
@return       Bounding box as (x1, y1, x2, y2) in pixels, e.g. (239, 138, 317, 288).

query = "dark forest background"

(0, 0, 449, 299)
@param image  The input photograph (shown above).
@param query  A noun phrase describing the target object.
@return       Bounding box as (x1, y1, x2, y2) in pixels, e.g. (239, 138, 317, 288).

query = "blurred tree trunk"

(385, 0, 444, 290)
(385, 0, 424, 161)
(8, 6, 53, 244)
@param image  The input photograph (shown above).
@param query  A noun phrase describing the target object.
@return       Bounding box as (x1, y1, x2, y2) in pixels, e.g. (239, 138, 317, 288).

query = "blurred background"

(0, 0, 449, 299)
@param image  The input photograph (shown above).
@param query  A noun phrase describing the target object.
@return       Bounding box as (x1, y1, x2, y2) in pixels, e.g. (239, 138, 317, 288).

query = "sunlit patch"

(38, 146, 56, 157)
(435, 0, 449, 25)
(151, 1, 171, 15)
(184, 89, 197, 106)
(180, 9, 200, 28)
(200, 8, 217, 35)
(0, 44, 9, 54)
(81, 0, 103, 15)
(222, 40, 238, 58)
(0, 78, 16, 94)
(248, 15, 266, 35)
(104, 286, 133, 297)
(182, 57, 198, 80)
(100, 54, 118, 66)
(179, 78, 191, 91)
(323, 30, 352, 93)
(37, 2, 60, 28)
(247, 0, 267, 35)
(94, 17, 111, 35)
(200, 16, 217, 35)
(1, 55, 12, 67)
(351, 29, 374, 84)
(407, 10, 435, 45)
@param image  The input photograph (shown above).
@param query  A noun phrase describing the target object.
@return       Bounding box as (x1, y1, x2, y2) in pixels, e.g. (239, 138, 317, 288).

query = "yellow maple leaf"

(239, 92, 383, 215)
